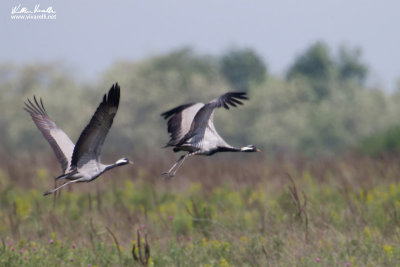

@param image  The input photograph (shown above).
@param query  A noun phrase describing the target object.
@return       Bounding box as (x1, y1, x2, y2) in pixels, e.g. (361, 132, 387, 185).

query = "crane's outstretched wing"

(161, 102, 204, 147)
(178, 92, 248, 145)
(24, 97, 75, 173)
(71, 83, 120, 168)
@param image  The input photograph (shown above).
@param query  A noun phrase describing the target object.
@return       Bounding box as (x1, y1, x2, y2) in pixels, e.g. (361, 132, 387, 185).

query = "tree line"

(0, 42, 399, 159)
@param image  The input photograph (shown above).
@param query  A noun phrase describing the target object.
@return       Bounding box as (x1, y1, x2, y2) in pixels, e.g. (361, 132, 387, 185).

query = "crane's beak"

(256, 148, 262, 152)
(129, 160, 134, 165)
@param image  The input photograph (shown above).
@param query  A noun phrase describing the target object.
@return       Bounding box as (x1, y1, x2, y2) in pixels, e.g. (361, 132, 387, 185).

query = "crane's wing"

(161, 102, 204, 147)
(24, 97, 75, 173)
(71, 83, 120, 168)
(178, 92, 248, 145)
(203, 111, 231, 148)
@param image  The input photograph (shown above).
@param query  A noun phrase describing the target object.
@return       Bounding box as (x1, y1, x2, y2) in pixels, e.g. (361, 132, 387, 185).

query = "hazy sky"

(2, 1, 400, 90)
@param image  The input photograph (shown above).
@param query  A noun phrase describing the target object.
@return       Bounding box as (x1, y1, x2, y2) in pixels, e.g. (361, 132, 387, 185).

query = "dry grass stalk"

(132, 229, 150, 266)
(286, 173, 309, 242)
(106, 226, 122, 266)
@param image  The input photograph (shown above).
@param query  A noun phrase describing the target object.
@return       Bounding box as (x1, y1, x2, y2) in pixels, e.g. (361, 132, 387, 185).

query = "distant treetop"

(220, 48, 267, 91)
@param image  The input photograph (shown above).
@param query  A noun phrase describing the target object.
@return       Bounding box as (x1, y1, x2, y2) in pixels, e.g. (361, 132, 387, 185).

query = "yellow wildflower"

(220, 258, 230, 267)
(383, 245, 393, 255)
(202, 237, 208, 247)
(364, 227, 371, 238)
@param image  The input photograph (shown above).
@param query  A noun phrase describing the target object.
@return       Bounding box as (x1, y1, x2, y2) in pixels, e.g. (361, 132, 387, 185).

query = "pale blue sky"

(2, 1, 400, 90)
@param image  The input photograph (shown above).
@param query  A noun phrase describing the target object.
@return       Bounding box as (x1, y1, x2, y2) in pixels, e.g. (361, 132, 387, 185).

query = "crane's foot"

(43, 190, 53, 196)
(162, 172, 175, 179)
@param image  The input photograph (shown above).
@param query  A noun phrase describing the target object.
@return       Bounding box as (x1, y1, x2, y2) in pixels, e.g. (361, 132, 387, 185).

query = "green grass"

(1, 155, 400, 266)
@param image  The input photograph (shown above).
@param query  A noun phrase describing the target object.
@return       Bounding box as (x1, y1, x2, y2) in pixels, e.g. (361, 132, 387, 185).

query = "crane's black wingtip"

(111, 82, 120, 92)
(233, 92, 248, 100)
(110, 83, 120, 96)
(218, 92, 249, 109)
(24, 96, 47, 115)
(103, 82, 121, 107)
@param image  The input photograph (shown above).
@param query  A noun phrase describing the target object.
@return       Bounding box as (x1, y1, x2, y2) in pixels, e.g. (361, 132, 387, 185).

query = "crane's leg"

(43, 178, 84, 196)
(170, 154, 191, 176)
(52, 179, 58, 208)
(162, 152, 197, 178)
(162, 154, 186, 178)
(55, 169, 77, 181)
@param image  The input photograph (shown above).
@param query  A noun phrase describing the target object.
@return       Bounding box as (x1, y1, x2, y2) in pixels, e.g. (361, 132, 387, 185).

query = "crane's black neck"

(218, 146, 241, 152)
(105, 163, 119, 171)
(104, 159, 129, 171)
(207, 146, 241, 155)
(209, 145, 259, 155)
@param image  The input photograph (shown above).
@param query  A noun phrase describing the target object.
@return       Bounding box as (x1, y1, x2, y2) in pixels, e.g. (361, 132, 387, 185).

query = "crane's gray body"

(173, 102, 230, 155)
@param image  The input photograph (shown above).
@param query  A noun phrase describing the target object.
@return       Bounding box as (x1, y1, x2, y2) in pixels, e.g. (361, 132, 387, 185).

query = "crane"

(161, 92, 260, 177)
(24, 83, 133, 195)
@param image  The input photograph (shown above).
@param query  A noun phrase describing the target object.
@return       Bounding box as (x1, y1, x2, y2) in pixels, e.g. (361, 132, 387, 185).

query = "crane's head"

(115, 158, 134, 166)
(240, 145, 261, 152)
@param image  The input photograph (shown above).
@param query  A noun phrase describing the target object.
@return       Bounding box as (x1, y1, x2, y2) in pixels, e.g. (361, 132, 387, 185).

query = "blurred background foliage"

(1, 41, 400, 160)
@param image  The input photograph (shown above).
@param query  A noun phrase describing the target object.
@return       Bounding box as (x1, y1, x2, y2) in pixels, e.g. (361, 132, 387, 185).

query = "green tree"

(337, 45, 368, 85)
(220, 48, 267, 91)
(287, 42, 334, 80)
(287, 42, 335, 100)
(151, 47, 218, 86)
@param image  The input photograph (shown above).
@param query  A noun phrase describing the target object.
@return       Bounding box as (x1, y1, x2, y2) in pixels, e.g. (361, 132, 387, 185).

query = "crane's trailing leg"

(162, 152, 197, 178)
(162, 154, 186, 178)
(43, 178, 85, 196)
(55, 170, 77, 181)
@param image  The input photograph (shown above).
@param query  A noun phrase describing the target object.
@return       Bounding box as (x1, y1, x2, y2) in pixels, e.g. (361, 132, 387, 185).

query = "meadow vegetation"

(1, 154, 400, 266)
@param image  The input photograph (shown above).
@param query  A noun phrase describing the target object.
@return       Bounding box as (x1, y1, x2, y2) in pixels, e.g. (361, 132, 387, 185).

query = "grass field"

(0, 154, 400, 266)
